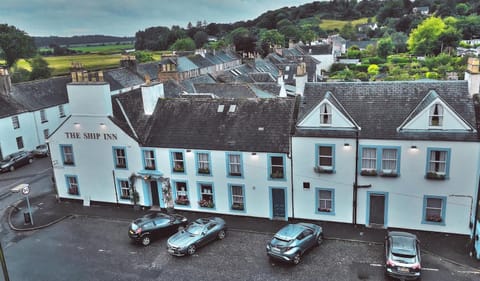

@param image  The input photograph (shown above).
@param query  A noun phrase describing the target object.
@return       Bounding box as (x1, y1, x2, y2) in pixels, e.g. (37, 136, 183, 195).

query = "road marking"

(457, 270, 480, 274)
(422, 267, 439, 272)
(370, 263, 383, 267)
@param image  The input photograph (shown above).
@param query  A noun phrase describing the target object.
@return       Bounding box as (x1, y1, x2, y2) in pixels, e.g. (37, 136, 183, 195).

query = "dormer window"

(320, 103, 332, 125)
(429, 104, 443, 127)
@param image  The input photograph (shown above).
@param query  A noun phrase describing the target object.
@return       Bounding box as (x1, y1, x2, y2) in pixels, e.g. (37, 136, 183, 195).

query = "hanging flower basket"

(426, 172, 446, 180)
(175, 198, 190, 205)
(314, 166, 334, 174)
(360, 169, 377, 176)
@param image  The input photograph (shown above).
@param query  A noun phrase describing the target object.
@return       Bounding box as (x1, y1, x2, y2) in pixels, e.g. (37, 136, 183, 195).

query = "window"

(172, 151, 185, 173)
(61, 145, 74, 165)
(59, 105, 66, 117)
(423, 196, 446, 224)
(114, 147, 127, 169)
(429, 104, 443, 127)
(227, 153, 242, 177)
(40, 109, 48, 123)
(43, 129, 49, 140)
(16, 137, 24, 149)
(426, 148, 450, 179)
(119, 179, 130, 199)
(196, 152, 210, 175)
(143, 149, 155, 170)
(317, 189, 334, 214)
(361, 148, 376, 170)
(198, 183, 214, 208)
(316, 145, 334, 172)
(269, 155, 285, 179)
(230, 185, 244, 211)
(381, 148, 397, 172)
(66, 175, 79, 195)
(12, 116, 19, 129)
(174, 181, 189, 205)
(319, 103, 332, 125)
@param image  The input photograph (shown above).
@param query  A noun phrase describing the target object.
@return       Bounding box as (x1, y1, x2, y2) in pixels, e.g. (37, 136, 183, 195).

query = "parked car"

(32, 144, 49, 157)
(0, 151, 34, 173)
(384, 231, 422, 280)
(167, 217, 227, 256)
(266, 223, 323, 265)
(128, 212, 188, 246)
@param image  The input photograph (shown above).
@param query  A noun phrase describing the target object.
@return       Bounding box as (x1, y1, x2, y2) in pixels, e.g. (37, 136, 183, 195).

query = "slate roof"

(296, 81, 479, 142)
(193, 83, 257, 98)
(103, 68, 144, 91)
(297, 45, 332, 55)
(177, 57, 199, 72)
(142, 98, 297, 152)
(251, 83, 281, 96)
(249, 73, 275, 83)
(136, 62, 159, 81)
(10, 76, 70, 111)
(180, 74, 216, 93)
(189, 55, 215, 68)
(0, 94, 27, 118)
(111, 88, 149, 140)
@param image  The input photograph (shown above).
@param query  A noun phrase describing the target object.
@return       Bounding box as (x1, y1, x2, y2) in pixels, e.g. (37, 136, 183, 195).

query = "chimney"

(465, 57, 480, 97)
(0, 68, 12, 96)
(120, 55, 138, 72)
(141, 82, 164, 115)
(295, 62, 307, 96)
(67, 70, 111, 116)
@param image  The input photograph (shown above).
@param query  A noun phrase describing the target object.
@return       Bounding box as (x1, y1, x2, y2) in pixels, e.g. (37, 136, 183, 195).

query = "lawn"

(68, 43, 135, 54)
(44, 54, 125, 75)
(319, 18, 370, 31)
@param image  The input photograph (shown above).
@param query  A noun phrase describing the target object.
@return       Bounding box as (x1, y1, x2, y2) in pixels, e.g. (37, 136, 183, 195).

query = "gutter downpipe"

(353, 130, 359, 225)
(472, 177, 480, 258)
(112, 170, 119, 206)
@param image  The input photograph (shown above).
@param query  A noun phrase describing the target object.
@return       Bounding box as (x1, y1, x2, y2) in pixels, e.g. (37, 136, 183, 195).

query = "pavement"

(5, 191, 480, 270)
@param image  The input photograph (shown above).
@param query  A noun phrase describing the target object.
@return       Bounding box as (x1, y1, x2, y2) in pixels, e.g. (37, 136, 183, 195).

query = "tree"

(407, 17, 447, 56)
(29, 56, 51, 80)
(133, 51, 154, 63)
(0, 24, 36, 68)
(390, 32, 408, 53)
(377, 37, 394, 58)
(169, 37, 195, 51)
(259, 29, 284, 49)
(339, 22, 357, 41)
(193, 31, 209, 48)
(367, 64, 379, 78)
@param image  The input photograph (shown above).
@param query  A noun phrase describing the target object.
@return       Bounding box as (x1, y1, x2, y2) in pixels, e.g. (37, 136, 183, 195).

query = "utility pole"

(0, 242, 10, 281)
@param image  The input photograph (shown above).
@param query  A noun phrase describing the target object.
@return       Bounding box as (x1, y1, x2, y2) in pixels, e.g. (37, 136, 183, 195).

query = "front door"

(150, 181, 160, 206)
(369, 193, 386, 226)
(271, 188, 286, 220)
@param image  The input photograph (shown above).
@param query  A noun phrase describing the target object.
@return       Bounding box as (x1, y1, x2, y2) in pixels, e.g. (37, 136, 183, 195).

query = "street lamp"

(11, 183, 34, 225)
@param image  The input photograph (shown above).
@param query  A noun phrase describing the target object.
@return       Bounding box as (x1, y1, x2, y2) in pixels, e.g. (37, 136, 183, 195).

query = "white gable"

(399, 98, 474, 131)
(298, 99, 356, 128)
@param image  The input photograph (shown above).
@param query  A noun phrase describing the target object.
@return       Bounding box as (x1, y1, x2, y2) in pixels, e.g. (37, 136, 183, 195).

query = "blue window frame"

(113, 147, 128, 169)
(315, 188, 335, 215)
(228, 184, 246, 212)
(197, 182, 215, 209)
(226, 152, 243, 177)
(195, 151, 211, 176)
(422, 195, 446, 225)
(425, 148, 450, 179)
(315, 144, 335, 173)
(170, 150, 185, 173)
(65, 175, 79, 196)
(173, 180, 190, 206)
(117, 178, 130, 200)
(60, 144, 75, 166)
(142, 149, 156, 170)
(359, 145, 401, 176)
(268, 154, 286, 181)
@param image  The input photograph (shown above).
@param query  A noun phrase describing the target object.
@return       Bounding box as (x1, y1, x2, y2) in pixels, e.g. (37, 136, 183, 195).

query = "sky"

(0, 0, 316, 37)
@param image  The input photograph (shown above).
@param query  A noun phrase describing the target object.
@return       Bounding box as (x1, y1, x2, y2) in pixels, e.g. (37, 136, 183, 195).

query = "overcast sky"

(0, 0, 316, 37)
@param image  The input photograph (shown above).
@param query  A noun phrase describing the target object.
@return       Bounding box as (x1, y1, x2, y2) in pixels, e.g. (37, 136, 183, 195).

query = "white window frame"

(429, 103, 443, 127)
(228, 154, 241, 176)
(40, 109, 48, 123)
(319, 103, 332, 125)
(429, 150, 447, 175)
(119, 180, 130, 199)
(12, 116, 19, 129)
(144, 150, 155, 170)
(361, 148, 376, 170)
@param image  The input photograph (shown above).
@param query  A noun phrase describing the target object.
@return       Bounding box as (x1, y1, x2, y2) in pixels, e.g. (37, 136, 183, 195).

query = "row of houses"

(46, 57, 480, 259)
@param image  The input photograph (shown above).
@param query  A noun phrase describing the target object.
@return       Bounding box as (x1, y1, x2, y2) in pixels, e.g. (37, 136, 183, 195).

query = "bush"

(368, 56, 386, 64)
(330, 63, 348, 72)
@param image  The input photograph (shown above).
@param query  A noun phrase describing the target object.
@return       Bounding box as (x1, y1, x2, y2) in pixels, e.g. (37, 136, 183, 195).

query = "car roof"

(389, 232, 417, 256)
(275, 224, 307, 240)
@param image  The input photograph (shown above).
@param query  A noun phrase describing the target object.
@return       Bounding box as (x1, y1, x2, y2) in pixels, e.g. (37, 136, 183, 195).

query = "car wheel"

(316, 233, 324, 246)
(28, 158, 33, 164)
(9, 166, 14, 172)
(292, 253, 301, 265)
(217, 229, 226, 240)
(187, 244, 196, 255)
(141, 235, 151, 246)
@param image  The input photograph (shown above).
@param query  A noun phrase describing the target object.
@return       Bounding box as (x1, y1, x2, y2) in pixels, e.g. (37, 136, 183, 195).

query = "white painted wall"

(294, 136, 479, 235)
(311, 54, 335, 72)
(67, 83, 111, 116)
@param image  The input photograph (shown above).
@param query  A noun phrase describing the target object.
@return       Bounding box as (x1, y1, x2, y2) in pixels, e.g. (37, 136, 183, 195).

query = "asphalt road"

(1, 216, 479, 281)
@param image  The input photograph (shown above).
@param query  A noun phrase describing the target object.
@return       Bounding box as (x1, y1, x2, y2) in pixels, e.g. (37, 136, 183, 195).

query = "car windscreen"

(185, 224, 203, 235)
(391, 236, 416, 256)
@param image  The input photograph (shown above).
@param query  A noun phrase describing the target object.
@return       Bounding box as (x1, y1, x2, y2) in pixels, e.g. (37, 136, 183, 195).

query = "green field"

(68, 43, 135, 54)
(319, 18, 370, 30)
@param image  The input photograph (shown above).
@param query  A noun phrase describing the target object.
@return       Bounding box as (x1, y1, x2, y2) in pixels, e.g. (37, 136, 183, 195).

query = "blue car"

(167, 217, 227, 256)
(266, 223, 323, 265)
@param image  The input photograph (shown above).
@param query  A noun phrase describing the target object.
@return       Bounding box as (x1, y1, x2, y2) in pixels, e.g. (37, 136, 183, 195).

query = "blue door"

(271, 188, 285, 219)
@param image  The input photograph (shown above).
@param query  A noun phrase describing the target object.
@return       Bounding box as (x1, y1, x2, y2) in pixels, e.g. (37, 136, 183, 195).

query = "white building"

(48, 71, 297, 220)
